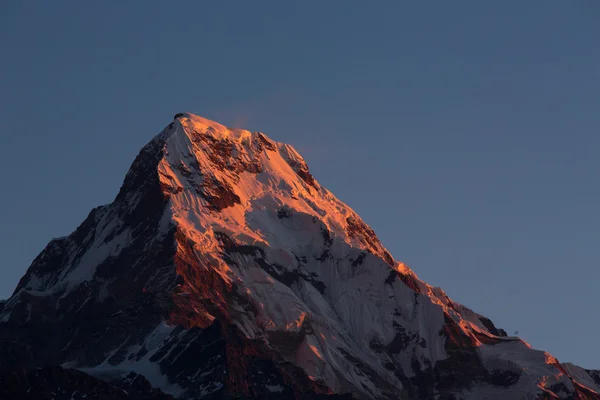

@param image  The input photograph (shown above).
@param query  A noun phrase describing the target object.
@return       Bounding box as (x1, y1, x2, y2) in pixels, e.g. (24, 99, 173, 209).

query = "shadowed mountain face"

(1, 113, 597, 400)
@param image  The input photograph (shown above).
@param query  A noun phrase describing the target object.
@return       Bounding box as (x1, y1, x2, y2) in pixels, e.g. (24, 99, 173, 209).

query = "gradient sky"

(1, 1, 599, 368)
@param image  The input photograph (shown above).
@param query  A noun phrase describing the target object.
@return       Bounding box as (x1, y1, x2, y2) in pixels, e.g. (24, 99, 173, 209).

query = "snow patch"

(78, 322, 185, 398)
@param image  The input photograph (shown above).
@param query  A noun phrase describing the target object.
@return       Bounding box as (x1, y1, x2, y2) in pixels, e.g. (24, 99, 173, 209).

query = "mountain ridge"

(1, 112, 597, 399)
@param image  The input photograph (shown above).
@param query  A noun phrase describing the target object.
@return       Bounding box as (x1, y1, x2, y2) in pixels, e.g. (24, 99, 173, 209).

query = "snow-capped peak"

(154, 112, 396, 269)
(1, 113, 598, 400)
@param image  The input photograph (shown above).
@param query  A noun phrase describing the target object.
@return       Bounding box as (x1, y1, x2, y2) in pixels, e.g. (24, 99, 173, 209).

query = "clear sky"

(1, 2, 598, 368)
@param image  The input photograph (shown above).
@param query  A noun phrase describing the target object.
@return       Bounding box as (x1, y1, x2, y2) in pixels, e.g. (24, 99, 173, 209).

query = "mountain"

(1, 112, 598, 400)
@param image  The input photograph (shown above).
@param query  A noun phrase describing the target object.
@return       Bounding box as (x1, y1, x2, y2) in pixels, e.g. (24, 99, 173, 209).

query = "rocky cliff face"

(0, 113, 597, 399)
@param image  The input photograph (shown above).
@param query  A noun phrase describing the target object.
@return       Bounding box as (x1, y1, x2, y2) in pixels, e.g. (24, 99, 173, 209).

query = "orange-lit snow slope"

(2, 113, 598, 399)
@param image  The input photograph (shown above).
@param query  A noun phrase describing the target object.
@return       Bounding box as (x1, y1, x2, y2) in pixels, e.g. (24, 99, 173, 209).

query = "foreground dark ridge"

(1, 113, 598, 399)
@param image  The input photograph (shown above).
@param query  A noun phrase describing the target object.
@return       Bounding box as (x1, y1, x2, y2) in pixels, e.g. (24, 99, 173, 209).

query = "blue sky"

(1, 1, 599, 367)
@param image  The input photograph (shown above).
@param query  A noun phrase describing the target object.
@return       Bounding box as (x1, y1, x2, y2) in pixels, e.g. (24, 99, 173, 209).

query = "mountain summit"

(1, 113, 598, 399)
